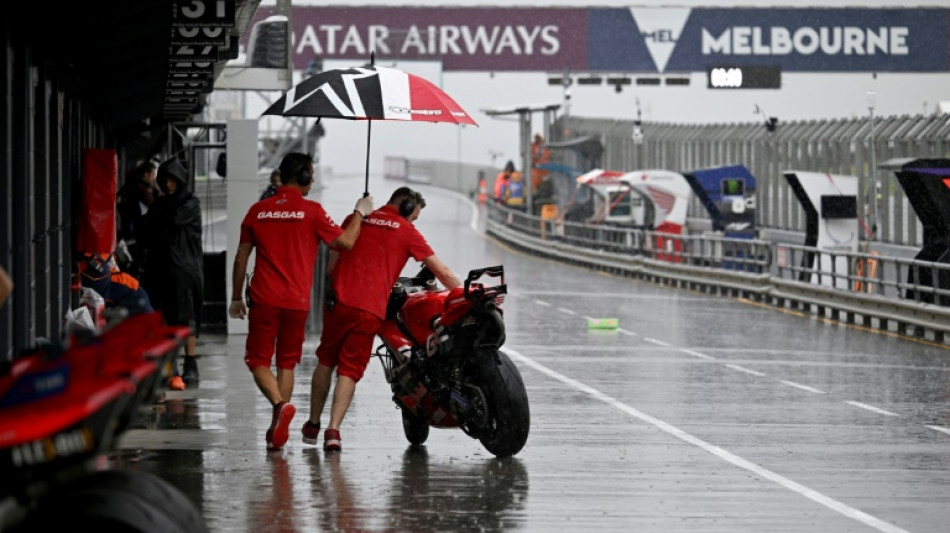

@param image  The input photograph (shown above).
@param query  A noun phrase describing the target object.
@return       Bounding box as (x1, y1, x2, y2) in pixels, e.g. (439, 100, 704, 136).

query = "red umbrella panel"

(377, 66, 477, 125)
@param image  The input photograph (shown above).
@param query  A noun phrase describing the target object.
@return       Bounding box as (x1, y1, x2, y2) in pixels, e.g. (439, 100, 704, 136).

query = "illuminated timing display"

(707, 66, 781, 89)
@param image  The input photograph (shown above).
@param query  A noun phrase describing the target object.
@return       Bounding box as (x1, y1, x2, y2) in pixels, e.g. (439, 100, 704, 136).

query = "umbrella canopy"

(262, 57, 476, 194)
(263, 65, 477, 126)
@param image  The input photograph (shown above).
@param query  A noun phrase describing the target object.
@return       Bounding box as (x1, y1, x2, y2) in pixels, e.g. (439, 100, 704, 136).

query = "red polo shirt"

(332, 204, 434, 319)
(240, 187, 344, 310)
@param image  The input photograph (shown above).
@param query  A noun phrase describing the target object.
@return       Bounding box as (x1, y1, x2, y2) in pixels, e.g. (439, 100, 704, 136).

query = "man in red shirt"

(229, 152, 374, 452)
(302, 186, 462, 452)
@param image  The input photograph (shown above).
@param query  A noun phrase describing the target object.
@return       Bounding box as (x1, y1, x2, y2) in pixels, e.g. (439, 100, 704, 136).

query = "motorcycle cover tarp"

(76, 149, 117, 255)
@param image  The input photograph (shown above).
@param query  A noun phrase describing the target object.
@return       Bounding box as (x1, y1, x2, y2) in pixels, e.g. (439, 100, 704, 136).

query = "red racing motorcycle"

(374, 265, 530, 458)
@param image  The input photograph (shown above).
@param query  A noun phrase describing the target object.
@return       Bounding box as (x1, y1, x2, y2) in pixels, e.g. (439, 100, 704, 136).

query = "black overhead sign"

(172, 0, 236, 28)
(165, 1, 237, 118)
(171, 25, 230, 46)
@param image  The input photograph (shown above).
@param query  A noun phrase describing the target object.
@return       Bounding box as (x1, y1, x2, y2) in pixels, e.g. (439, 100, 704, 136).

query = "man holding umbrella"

(229, 152, 374, 452)
(256, 55, 474, 451)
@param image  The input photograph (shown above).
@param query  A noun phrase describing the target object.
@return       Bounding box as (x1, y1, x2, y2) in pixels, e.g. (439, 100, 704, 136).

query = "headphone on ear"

(399, 189, 418, 218)
(294, 162, 313, 187)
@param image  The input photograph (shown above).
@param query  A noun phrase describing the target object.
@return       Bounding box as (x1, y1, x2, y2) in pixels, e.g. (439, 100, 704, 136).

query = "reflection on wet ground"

(382, 448, 529, 532)
(137, 398, 200, 430)
(113, 345, 533, 533)
(105, 183, 949, 532)
(113, 414, 529, 532)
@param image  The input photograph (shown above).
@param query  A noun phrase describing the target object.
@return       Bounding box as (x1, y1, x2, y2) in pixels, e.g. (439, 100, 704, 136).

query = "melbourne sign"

(249, 6, 950, 73)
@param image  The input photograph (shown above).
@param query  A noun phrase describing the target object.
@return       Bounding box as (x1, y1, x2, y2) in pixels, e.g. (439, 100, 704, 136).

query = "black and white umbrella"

(262, 53, 477, 194)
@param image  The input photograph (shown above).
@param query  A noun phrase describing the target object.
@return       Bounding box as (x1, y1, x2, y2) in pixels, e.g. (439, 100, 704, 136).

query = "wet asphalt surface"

(111, 177, 950, 532)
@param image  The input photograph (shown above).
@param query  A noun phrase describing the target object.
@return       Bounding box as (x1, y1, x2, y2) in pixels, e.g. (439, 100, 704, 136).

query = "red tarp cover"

(76, 148, 117, 255)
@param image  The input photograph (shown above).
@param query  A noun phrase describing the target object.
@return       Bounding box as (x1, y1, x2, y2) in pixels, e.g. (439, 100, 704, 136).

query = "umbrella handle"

(364, 118, 372, 196)
(364, 52, 375, 196)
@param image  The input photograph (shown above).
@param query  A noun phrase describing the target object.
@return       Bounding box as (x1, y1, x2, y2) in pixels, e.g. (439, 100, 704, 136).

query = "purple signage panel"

(668, 8, 949, 72)
(249, 6, 950, 73)
(257, 6, 588, 71)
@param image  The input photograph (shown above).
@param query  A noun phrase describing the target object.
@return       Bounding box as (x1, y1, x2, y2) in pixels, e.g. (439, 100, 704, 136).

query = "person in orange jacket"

(494, 160, 515, 203)
(531, 133, 552, 192)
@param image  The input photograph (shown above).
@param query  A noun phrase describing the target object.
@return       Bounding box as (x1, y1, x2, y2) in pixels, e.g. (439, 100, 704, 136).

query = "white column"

(226, 119, 259, 335)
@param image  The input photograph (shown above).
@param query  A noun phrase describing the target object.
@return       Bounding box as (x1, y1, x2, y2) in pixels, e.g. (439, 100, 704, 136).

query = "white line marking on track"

(504, 347, 910, 533)
(680, 348, 717, 361)
(724, 364, 766, 377)
(845, 401, 899, 417)
(925, 425, 950, 436)
(645, 338, 671, 347)
(428, 184, 480, 232)
(557, 307, 576, 315)
(778, 380, 827, 394)
(617, 328, 637, 336)
(534, 300, 551, 307)
(517, 291, 715, 301)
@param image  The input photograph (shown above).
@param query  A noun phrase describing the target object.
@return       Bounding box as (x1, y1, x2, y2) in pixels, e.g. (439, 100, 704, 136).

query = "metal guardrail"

(486, 204, 950, 345)
(558, 113, 950, 250)
(773, 243, 950, 304)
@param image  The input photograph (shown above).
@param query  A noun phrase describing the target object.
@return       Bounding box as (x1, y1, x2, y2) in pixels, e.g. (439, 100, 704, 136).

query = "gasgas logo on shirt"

(258, 210, 305, 220)
(365, 217, 401, 229)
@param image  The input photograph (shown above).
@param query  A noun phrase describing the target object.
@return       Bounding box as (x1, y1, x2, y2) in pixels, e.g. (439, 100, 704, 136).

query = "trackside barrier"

(558, 113, 950, 250)
(487, 203, 950, 345)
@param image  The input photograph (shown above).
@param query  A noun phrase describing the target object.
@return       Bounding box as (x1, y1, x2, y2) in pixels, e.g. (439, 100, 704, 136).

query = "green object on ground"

(587, 318, 619, 330)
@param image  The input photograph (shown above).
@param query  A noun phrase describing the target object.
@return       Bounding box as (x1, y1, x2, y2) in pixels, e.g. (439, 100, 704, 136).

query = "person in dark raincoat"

(259, 168, 281, 201)
(142, 158, 203, 385)
(116, 159, 159, 278)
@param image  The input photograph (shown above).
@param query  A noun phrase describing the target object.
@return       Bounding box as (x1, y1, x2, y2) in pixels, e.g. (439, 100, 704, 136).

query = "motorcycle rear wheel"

(401, 407, 430, 445)
(467, 348, 530, 458)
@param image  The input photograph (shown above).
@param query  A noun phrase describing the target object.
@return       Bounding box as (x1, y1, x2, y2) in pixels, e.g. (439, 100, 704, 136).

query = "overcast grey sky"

(247, 1, 950, 178)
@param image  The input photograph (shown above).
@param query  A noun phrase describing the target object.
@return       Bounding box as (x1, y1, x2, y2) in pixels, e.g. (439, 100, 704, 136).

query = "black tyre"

(19, 486, 179, 533)
(401, 407, 430, 445)
(85, 470, 207, 533)
(17, 470, 207, 533)
(467, 349, 530, 457)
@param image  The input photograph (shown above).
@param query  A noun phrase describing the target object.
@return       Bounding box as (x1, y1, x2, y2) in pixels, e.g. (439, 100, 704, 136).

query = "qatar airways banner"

(250, 6, 950, 73)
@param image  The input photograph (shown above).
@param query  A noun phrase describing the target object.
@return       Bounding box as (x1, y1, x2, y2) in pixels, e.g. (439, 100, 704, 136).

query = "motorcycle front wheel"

(401, 407, 430, 445)
(467, 348, 530, 458)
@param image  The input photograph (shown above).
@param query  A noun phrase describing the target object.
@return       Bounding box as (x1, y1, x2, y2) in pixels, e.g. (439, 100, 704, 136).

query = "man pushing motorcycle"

(303, 186, 462, 452)
(229, 152, 374, 452)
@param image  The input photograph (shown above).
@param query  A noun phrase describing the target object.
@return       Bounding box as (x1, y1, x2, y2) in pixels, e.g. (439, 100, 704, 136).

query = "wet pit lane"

(109, 179, 950, 532)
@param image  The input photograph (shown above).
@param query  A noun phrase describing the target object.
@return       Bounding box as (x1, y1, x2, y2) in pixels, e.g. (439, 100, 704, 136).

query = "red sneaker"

(168, 376, 186, 391)
(324, 429, 341, 452)
(267, 402, 296, 451)
(302, 420, 321, 445)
